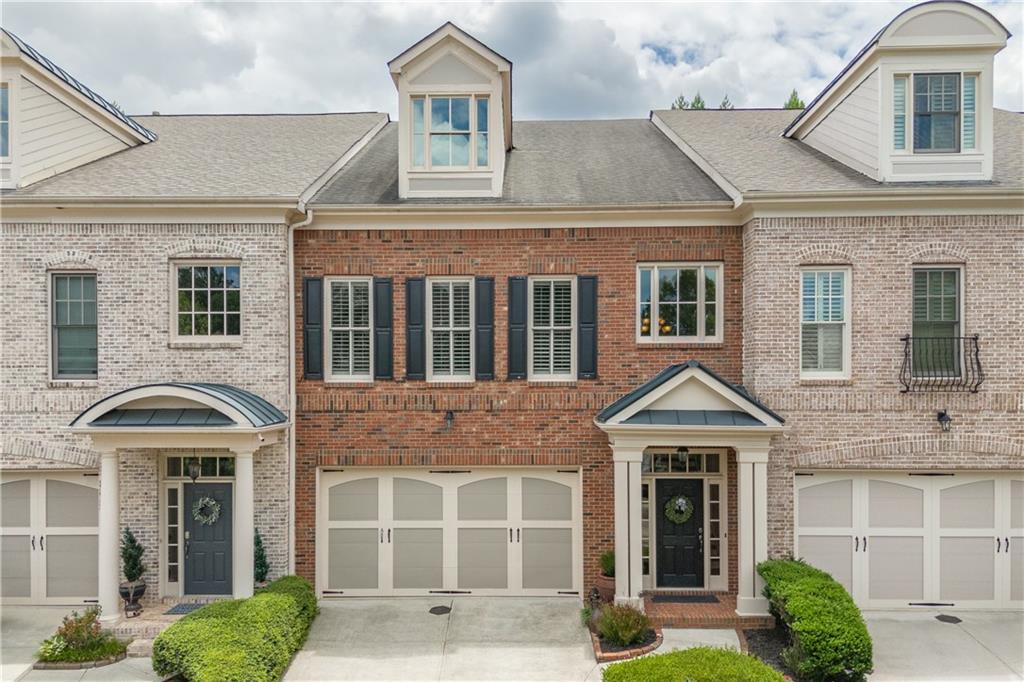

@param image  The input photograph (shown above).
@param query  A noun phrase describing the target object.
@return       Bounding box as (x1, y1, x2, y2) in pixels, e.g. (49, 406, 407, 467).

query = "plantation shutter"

(800, 271, 845, 372)
(507, 276, 527, 379)
(577, 275, 598, 379)
(475, 277, 494, 380)
(405, 277, 426, 380)
(373, 277, 393, 380)
(303, 277, 323, 380)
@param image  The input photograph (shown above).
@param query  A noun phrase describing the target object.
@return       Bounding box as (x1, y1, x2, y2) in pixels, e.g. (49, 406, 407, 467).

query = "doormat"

(164, 602, 208, 615)
(650, 594, 719, 604)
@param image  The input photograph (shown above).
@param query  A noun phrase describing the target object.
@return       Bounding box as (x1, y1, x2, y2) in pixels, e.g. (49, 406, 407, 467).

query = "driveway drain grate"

(936, 614, 962, 624)
(429, 605, 452, 616)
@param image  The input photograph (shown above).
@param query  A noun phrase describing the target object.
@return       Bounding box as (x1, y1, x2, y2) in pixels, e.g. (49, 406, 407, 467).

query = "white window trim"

(48, 269, 98, 382)
(323, 276, 374, 383)
(168, 259, 243, 346)
(636, 262, 723, 344)
(425, 276, 475, 383)
(527, 275, 577, 382)
(892, 70, 981, 157)
(910, 263, 966, 377)
(0, 81, 10, 160)
(799, 266, 852, 380)
(410, 94, 490, 172)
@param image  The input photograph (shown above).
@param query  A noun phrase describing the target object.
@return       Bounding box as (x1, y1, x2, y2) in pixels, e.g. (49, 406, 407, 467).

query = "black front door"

(656, 478, 704, 588)
(184, 483, 232, 595)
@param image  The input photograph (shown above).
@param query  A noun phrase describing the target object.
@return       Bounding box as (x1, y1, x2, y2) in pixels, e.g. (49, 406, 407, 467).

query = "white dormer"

(388, 23, 511, 199)
(784, 1, 1010, 183)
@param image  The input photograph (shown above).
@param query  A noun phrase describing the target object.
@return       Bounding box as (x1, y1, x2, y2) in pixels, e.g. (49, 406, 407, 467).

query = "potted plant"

(595, 549, 615, 603)
(118, 527, 146, 615)
(254, 528, 270, 589)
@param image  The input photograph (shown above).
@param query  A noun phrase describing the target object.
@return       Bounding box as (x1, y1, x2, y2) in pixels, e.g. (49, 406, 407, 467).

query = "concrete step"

(127, 638, 154, 658)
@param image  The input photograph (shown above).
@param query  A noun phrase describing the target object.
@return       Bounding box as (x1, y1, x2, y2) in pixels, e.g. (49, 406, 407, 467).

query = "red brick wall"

(294, 225, 744, 592)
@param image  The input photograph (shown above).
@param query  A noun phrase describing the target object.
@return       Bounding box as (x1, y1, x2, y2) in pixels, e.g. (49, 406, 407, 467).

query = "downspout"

(286, 205, 314, 575)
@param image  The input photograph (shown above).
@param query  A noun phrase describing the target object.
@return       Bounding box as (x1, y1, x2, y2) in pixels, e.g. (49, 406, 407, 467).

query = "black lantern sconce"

(937, 410, 952, 432)
(187, 455, 201, 482)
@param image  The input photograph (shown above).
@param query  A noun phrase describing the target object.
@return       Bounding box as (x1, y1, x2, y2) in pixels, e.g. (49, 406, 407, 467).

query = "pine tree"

(254, 528, 270, 583)
(690, 92, 706, 110)
(670, 94, 689, 110)
(121, 526, 146, 583)
(719, 94, 734, 110)
(784, 88, 806, 109)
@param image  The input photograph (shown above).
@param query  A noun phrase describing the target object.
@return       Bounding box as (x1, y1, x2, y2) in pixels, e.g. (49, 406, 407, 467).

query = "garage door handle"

(997, 537, 1001, 553)
(40, 536, 44, 551)
(387, 529, 391, 544)
(509, 528, 513, 543)
(855, 536, 859, 552)
(31, 535, 35, 551)
(517, 528, 520, 543)
(862, 536, 867, 551)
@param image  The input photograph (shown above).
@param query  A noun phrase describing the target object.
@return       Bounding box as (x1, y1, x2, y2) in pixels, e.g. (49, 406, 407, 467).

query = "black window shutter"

(302, 277, 323, 380)
(475, 277, 495, 380)
(578, 275, 598, 379)
(507, 276, 528, 380)
(373, 277, 393, 380)
(405, 277, 426, 380)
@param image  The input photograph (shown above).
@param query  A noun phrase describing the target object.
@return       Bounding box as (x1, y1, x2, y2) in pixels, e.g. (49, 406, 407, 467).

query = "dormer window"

(411, 94, 489, 170)
(893, 72, 979, 155)
(0, 83, 9, 157)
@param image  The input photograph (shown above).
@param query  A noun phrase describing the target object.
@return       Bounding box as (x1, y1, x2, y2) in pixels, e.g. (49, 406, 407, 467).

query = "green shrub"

(153, 575, 316, 680)
(758, 558, 873, 681)
(254, 529, 270, 583)
(37, 607, 126, 663)
(603, 646, 786, 682)
(121, 526, 146, 583)
(597, 603, 650, 647)
(599, 550, 615, 577)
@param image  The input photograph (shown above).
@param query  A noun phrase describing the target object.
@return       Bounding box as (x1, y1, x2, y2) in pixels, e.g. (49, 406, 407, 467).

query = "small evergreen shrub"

(603, 646, 786, 682)
(254, 529, 270, 583)
(597, 603, 651, 647)
(120, 526, 146, 583)
(599, 550, 615, 577)
(37, 607, 127, 663)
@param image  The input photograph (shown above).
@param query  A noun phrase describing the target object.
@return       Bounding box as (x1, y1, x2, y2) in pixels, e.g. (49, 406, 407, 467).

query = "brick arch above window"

(44, 249, 96, 271)
(796, 433, 1024, 469)
(907, 242, 969, 264)
(165, 237, 247, 260)
(795, 244, 856, 265)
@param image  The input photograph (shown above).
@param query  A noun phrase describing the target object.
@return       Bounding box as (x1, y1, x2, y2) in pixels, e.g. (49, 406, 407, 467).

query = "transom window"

(913, 73, 960, 153)
(641, 450, 721, 474)
(800, 268, 850, 377)
(912, 268, 962, 377)
(326, 278, 372, 381)
(52, 273, 98, 379)
(165, 455, 235, 479)
(638, 264, 721, 342)
(428, 278, 473, 380)
(411, 95, 489, 170)
(175, 264, 240, 337)
(0, 83, 9, 158)
(529, 277, 575, 380)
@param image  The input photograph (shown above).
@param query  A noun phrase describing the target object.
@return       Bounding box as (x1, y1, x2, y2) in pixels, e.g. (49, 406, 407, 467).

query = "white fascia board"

(389, 23, 511, 75)
(785, 45, 878, 140)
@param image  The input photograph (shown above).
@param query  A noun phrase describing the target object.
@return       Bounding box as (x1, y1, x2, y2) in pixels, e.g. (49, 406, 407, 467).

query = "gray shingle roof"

(311, 120, 731, 206)
(655, 108, 1024, 194)
(8, 113, 386, 199)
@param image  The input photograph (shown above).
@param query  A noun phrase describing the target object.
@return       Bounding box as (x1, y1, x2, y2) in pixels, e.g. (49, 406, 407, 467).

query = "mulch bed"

(743, 626, 791, 676)
(590, 627, 663, 663)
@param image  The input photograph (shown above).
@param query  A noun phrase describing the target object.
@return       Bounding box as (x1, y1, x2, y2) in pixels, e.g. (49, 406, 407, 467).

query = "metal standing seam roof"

(3, 28, 157, 142)
(623, 410, 765, 427)
(595, 360, 784, 425)
(71, 383, 287, 429)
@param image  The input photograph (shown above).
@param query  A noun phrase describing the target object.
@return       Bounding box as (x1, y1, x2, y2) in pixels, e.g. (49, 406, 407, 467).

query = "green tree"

(783, 88, 805, 109)
(121, 526, 146, 583)
(254, 528, 270, 583)
(719, 94, 734, 110)
(690, 92, 706, 110)
(670, 94, 689, 110)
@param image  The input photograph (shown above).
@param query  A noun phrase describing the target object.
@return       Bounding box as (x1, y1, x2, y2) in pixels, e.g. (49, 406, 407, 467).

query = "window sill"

(798, 377, 853, 387)
(638, 340, 724, 348)
(528, 380, 578, 387)
(48, 379, 98, 389)
(324, 378, 375, 385)
(168, 339, 243, 350)
(426, 378, 476, 386)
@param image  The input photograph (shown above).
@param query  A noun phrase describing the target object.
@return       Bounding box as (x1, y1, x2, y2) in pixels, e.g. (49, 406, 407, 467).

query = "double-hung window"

(800, 268, 850, 378)
(175, 263, 241, 338)
(0, 83, 9, 158)
(912, 268, 961, 377)
(913, 73, 960, 153)
(411, 95, 489, 170)
(52, 273, 97, 379)
(427, 278, 473, 381)
(529, 277, 575, 380)
(637, 264, 721, 342)
(326, 277, 372, 381)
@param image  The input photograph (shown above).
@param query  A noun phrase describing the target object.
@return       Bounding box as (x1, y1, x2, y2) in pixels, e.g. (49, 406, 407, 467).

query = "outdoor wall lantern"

(444, 410, 455, 431)
(187, 457, 201, 482)
(937, 410, 952, 432)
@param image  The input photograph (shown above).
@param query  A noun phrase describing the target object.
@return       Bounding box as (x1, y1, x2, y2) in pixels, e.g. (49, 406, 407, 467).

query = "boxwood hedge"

(758, 559, 873, 681)
(602, 646, 786, 682)
(152, 575, 317, 681)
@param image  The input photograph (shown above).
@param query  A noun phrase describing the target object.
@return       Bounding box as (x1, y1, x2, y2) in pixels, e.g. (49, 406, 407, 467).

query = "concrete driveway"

(866, 610, 1024, 681)
(1, 606, 70, 681)
(285, 597, 598, 681)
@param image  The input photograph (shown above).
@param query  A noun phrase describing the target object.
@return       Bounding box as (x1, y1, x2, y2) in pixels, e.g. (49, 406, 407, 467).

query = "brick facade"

(294, 225, 744, 593)
(741, 214, 1024, 556)
(0, 221, 293, 586)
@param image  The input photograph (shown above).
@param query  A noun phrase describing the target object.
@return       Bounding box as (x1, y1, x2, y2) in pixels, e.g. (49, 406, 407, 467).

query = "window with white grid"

(800, 268, 850, 378)
(327, 278, 372, 381)
(428, 278, 473, 381)
(529, 277, 575, 380)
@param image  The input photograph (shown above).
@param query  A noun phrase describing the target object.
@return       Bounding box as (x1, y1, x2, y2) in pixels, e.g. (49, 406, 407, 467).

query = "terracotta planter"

(595, 573, 615, 603)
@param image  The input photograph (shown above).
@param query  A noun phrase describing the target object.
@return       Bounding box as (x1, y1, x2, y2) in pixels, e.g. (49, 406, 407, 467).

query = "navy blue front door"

(184, 483, 232, 595)
(656, 478, 704, 588)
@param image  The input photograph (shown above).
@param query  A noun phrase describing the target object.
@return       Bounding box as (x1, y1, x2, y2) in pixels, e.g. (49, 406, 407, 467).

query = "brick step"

(126, 638, 154, 658)
(649, 614, 775, 630)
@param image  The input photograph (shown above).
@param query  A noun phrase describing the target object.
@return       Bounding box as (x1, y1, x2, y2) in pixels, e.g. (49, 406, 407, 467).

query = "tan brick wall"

(742, 214, 1024, 556)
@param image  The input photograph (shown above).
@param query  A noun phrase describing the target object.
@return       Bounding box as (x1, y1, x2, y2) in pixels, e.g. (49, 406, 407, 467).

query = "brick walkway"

(643, 593, 774, 630)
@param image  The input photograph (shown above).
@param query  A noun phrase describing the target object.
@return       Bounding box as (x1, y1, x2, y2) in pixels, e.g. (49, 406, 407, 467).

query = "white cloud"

(3, 1, 1020, 119)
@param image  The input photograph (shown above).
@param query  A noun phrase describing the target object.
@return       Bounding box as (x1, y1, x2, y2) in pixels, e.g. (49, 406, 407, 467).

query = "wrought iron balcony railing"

(899, 335, 983, 393)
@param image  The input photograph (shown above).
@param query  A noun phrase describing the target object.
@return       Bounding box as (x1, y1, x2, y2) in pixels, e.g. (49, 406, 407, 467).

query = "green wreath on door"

(664, 494, 694, 525)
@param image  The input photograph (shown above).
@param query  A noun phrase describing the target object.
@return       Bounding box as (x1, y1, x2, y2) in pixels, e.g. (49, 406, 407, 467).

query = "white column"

(736, 447, 770, 616)
(232, 449, 255, 599)
(97, 449, 120, 622)
(612, 445, 644, 608)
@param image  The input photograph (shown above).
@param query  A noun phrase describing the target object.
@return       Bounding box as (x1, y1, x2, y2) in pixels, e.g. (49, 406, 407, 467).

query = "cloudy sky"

(4, 1, 1021, 120)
